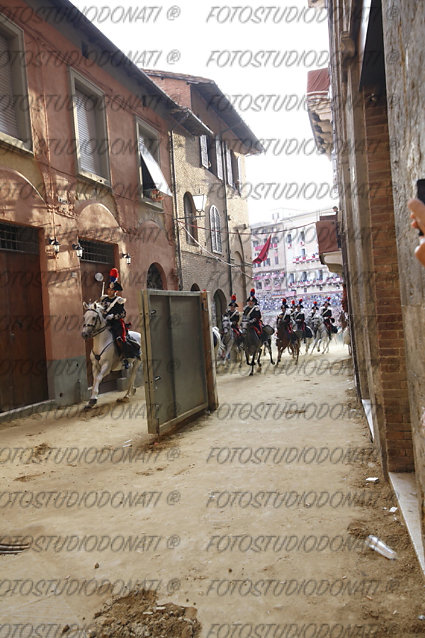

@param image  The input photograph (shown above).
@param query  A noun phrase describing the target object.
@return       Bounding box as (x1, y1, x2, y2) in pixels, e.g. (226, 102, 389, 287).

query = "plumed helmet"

(109, 281, 123, 292)
(109, 268, 119, 284)
(229, 294, 237, 307)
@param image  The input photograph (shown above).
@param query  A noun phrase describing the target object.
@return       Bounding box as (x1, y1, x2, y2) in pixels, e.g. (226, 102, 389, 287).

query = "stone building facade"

(0, 0, 208, 412)
(145, 71, 260, 326)
(321, 0, 425, 569)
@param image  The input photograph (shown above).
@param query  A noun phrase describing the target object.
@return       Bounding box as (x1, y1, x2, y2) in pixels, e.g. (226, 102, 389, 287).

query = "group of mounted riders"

(98, 269, 337, 369)
(221, 289, 338, 349)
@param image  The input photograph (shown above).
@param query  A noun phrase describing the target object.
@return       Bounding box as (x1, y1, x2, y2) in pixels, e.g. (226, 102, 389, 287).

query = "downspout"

(169, 130, 183, 290)
(221, 141, 233, 296)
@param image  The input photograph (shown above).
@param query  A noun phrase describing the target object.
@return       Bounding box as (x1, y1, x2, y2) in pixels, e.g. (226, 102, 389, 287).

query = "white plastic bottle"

(365, 535, 398, 560)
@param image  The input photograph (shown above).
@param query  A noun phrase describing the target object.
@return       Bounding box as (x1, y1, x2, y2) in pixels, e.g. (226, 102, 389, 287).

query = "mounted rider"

(227, 294, 241, 337)
(243, 289, 263, 338)
(276, 297, 296, 341)
(294, 299, 308, 339)
(100, 269, 126, 353)
(320, 297, 334, 337)
(100, 268, 141, 367)
(309, 301, 319, 319)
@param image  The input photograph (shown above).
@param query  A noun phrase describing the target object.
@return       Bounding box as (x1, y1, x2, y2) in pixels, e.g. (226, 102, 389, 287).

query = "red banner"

(253, 235, 271, 264)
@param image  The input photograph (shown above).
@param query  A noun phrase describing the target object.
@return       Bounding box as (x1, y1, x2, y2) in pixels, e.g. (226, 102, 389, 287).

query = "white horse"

(82, 302, 142, 408)
(212, 326, 225, 367)
(299, 317, 315, 355)
(310, 315, 331, 354)
(220, 315, 243, 367)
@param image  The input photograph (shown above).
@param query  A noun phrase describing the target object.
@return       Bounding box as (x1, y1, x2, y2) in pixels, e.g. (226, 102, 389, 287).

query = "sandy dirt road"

(0, 343, 424, 637)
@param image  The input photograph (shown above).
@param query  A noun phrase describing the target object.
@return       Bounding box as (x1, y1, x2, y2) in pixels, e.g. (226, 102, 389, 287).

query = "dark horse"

(240, 318, 275, 376)
(276, 317, 300, 365)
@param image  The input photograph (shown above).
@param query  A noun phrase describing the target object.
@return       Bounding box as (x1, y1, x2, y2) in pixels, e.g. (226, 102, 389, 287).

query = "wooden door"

(0, 225, 47, 412)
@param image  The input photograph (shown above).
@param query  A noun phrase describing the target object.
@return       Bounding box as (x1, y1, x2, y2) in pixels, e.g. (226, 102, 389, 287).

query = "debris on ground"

(90, 589, 201, 638)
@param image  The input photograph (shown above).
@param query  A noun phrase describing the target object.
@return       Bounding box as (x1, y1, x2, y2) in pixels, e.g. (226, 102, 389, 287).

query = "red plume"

(110, 268, 119, 283)
(231, 294, 236, 301)
(250, 288, 255, 295)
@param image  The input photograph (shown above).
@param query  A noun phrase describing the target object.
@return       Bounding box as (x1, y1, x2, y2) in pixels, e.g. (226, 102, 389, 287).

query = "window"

(257, 282, 262, 289)
(287, 233, 292, 243)
(71, 70, 109, 183)
(184, 193, 198, 244)
(224, 144, 241, 190)
(302, 271, 307, 281)
(0, 15, 31, 150)
(138, 120, 171, 203)
(200, 135, 223, 179)
(80, 239, 114, 264)
(289, 273, 295, 284)
(225, 143, 233, 186)
(274, 255, 279, 265)
(210, 205, 222, 253)
(317, 269, 323, 280)
(301, 248, 306, 258)
(300, 231, 305, 243)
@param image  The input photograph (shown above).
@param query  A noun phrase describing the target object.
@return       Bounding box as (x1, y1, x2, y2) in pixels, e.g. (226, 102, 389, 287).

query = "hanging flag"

(253, 235, 272, 264)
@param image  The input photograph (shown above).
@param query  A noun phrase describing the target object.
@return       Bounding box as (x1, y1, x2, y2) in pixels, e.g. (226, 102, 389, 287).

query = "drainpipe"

(169, 130, 183, 290)
(221, 141, 233, 296)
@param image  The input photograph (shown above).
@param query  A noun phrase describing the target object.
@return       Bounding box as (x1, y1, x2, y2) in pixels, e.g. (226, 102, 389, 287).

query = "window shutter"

(216, 209, 222, 252)
(215, 138, 223, 180)
(225, 144, 233, 186)
(209, 207, 216, 252)
(200, 135, 209, 168)
(75, 89, 102, 176)
(139, 134, 172, 195)
(0, 34, 18, 138)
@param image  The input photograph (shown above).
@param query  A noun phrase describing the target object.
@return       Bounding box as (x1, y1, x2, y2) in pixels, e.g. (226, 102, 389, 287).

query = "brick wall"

(363, 99, 413, 472)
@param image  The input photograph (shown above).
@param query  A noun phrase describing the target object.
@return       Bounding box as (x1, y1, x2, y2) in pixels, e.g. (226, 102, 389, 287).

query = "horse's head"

(82, 302, 105, 340)
(240, 317, 249, 333)
(221, 315, 231, 332)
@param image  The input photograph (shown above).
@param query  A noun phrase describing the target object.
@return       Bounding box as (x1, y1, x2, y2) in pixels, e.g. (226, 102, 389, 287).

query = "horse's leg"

(267, 339, 275, 365)
(119, 359, 141, 402)
(249, 352, 255, 376)
(86, 359, 110, 408)
(276, 341, 282, 364)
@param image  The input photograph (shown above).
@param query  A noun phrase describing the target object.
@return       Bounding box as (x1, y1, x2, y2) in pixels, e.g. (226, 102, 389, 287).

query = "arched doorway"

(147, 263, 165, 289)
(213, 289, 226, 329)
(190, 283, 200, 291)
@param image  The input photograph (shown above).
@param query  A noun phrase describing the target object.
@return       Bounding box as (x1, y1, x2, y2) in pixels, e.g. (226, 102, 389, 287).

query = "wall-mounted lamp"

(121, 252, 132, 265)
(48, 237, 60, 254)
(72, 242, 83, 258)
(192, 194, 206, 214)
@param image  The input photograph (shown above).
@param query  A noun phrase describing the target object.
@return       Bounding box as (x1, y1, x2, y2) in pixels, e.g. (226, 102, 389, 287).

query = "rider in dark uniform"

(100, 280, 127, 357)
(243, 291, 262, 337)
(310, 301, 319, 319)
(276, 297, 296, 341)
(100, 269, 141, 368)
(294, 299, 307, 339)
(320, 297, 334, 337)
(227, 294, 241, 337)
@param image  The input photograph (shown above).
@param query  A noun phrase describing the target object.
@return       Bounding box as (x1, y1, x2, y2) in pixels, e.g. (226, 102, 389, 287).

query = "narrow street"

(0, 344, 423, 637)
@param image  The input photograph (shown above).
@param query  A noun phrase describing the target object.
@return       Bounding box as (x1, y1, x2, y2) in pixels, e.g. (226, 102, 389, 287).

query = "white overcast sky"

(71, 0, 335, 224)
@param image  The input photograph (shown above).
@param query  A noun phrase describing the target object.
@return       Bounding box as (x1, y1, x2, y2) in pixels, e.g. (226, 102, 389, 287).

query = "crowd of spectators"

(257, 292, 343, 313)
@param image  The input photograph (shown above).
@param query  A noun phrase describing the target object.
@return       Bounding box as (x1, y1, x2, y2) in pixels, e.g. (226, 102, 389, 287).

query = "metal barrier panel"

(141, 290, 217, 434)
